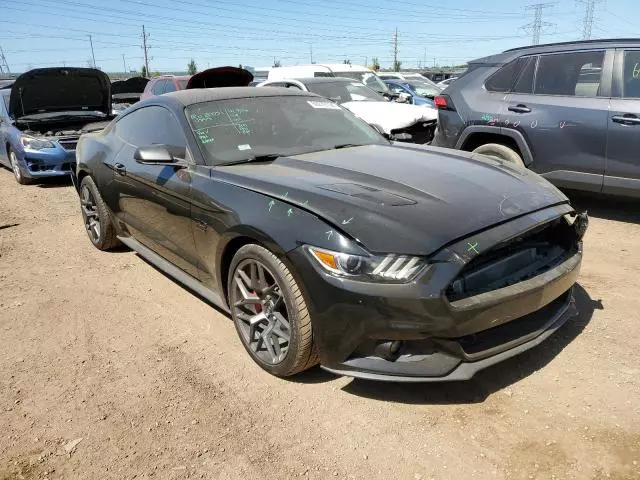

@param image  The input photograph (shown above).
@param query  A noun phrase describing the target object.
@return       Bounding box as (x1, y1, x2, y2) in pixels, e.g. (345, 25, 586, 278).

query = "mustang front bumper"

(287, 204, 583, 382)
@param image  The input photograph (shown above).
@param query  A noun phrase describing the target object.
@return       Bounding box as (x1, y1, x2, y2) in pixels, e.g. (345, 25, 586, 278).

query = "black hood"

(111, 76, 149, 101)
(186, 66, 253, 89)
(217, 145, 568, 256)
(9, 67, 111, 118)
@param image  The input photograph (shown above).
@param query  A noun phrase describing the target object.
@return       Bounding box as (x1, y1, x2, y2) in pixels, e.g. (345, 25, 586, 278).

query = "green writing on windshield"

(196, 129, 215, 144)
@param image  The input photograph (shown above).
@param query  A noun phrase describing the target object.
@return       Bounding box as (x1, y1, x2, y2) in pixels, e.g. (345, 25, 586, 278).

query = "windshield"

(2, 94, 9, 114)
(333, 71, 389, 92)
(186, 96, 384, 166)
(177, 79, 189, 90)
(305, 81, 386, 104)
(404, 80, 442, 98)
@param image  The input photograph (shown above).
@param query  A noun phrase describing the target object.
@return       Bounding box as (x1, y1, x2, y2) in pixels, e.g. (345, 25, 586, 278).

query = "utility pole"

(524, 3, 554, 45)
(0, 46, 10, 75)
(88, 35, 96, 68)
(309, 43, 313, 64)
(141, 25, 150, 75)
(122, 54, 127, 73)
(392, 27, 399, 70)
(577, 0, 601, 40)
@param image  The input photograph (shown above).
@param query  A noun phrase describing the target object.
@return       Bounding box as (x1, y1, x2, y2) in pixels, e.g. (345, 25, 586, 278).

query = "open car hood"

(9, 67, 111, 118)
(341, 101, 437, 133)
(111, 76, 149, 101)
(186, 66, 253, 89)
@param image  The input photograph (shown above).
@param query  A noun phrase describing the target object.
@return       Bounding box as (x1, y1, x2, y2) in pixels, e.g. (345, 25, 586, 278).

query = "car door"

(503, 49, 612, 192)
(111, 105, 200, 277)
(604, 48, 640, 197)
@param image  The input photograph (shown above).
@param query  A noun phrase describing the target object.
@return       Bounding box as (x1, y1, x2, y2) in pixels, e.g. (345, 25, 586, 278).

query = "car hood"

(9, 67, 111, 118)
(341, 101, 437, 133)
(111, 76, 149, 101)
(216, 144, 569, 256)
(186, 66, 253, 89)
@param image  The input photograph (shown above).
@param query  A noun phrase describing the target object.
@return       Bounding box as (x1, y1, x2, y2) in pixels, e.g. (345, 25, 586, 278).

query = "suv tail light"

(434, 94, 455, 111)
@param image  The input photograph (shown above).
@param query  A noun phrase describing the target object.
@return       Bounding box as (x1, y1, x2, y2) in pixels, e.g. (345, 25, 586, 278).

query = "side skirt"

(117, 235, 230, 314)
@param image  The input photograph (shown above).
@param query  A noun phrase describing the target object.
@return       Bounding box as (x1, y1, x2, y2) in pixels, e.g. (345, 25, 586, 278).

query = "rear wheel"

(79, 176, 121, 251)
(9, 149, 31, 185)
(228, 244, 318, 377)
(472, 143, 525, 167)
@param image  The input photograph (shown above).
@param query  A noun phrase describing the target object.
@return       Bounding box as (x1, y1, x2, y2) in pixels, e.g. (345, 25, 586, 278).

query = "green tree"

(187, 59, 197, 75)
(273, 59, 282, 67)
(393, 60, 402, 71)
(371, 57, 380, 71)
(343, 59, 351, 64)
(141, 65, 148, 77)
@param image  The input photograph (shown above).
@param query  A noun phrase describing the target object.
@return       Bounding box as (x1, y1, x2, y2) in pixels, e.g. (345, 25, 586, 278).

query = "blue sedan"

(384, 79, 441, 107)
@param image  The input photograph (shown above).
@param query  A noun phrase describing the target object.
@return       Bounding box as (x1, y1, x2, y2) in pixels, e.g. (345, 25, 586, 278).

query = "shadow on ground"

(338, 284, 601, 404)
(564, 189, 640, 224)
(34, 176, 74, 188)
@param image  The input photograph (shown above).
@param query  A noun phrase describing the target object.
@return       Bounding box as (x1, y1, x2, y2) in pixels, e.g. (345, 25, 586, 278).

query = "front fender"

(190, 169, 365, 298)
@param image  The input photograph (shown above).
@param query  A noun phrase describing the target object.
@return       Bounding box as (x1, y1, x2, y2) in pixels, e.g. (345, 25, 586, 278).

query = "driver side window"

(115, 106, 187, 149)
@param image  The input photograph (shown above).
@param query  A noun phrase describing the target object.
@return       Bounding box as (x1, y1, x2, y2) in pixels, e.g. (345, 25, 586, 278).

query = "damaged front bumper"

(287, 204, 585, 382)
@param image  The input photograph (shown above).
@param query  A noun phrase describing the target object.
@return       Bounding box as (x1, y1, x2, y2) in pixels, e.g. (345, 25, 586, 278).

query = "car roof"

(161, 86, 318, 106)
(286, 77, 362, 85)
(471, 38, 640, 65)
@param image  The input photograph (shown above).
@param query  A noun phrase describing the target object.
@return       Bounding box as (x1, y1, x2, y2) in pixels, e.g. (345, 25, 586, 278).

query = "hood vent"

(318, 183, 416, 206)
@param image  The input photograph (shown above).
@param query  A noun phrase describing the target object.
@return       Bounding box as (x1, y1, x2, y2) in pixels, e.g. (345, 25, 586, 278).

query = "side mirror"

(134, 145, 187, 166)
(397, 92, 411, 104)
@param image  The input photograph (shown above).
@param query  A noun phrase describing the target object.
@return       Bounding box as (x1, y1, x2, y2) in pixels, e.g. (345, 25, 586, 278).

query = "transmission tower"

(0, 46, 10, 75)
(524, 3, 555, 45)
(577, 0, 602, 40)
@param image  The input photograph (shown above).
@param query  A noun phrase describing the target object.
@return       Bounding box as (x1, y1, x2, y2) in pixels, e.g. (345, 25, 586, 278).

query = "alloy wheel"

(80, 185, 101, 242)
(231, 259, 291, 365)
(9, 151, 22, 182)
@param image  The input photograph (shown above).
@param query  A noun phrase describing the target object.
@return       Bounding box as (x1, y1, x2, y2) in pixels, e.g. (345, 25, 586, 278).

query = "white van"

(268, 64, 390, 94)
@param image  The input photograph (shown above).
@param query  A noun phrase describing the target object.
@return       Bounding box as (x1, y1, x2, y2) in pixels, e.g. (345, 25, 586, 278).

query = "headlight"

(305, 245, 426, 283)
(20, 135, 55, 150)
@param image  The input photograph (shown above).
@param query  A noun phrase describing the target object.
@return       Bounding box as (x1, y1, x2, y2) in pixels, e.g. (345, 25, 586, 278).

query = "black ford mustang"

(73, 87, 587, 382)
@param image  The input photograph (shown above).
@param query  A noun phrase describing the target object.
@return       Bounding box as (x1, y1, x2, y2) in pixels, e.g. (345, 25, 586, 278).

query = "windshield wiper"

(332, 143, 365, 149)
(217, 153, 284, 166)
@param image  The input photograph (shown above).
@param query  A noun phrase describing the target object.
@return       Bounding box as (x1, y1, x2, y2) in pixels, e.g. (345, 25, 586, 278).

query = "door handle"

(507, 104, 531, 113)
(611, 114, 640, 125)
(113, 162, 127, 175)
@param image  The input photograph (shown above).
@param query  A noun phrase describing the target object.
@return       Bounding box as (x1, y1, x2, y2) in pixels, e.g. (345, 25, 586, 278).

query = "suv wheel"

(472, 143, 525, 167)
(228, 244, 318, 377)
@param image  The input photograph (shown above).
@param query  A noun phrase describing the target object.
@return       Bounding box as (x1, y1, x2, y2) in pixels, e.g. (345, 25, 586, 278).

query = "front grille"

(391, 120, 437, 144)
(451, 291, 571, 355)
(447, 218, 578, 302)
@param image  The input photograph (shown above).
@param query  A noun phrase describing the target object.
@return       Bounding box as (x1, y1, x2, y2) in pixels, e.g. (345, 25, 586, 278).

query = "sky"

(1, 0, 639, 74)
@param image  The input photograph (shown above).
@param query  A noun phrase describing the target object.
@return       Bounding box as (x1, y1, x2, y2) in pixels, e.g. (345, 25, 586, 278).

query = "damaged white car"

(257, 77, 438, 144)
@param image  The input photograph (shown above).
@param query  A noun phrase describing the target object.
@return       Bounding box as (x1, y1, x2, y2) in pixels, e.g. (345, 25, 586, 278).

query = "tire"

(472, 143, 525, 167)
(79, 175, 121, 251)
(228, 244, 318, 377)
(8, 148, 31, 185)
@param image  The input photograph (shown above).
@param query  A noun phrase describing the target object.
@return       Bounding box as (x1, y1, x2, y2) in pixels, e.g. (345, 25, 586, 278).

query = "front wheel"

(472, 143, 525, 168)
(9, 149, 31, 185)
(228, 244, 318, 377)
(79, 176, 121, 251)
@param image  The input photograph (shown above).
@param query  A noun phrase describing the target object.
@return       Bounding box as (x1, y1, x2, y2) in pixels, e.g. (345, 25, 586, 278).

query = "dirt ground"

(0, 169, 638, 480)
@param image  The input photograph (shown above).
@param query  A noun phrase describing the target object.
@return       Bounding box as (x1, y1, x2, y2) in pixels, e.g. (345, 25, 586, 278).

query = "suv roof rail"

(504, 38, 640, 53)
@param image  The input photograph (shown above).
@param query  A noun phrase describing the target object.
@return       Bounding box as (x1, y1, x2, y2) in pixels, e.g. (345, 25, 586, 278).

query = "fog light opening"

(374, 341, 403, 361)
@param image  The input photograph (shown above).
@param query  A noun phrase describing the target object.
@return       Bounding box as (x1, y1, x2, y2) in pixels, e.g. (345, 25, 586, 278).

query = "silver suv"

(432, 39, 640, 198)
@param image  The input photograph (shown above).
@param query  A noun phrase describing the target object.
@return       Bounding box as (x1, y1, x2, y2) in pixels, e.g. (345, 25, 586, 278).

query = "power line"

(524, 3, 555, 45)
